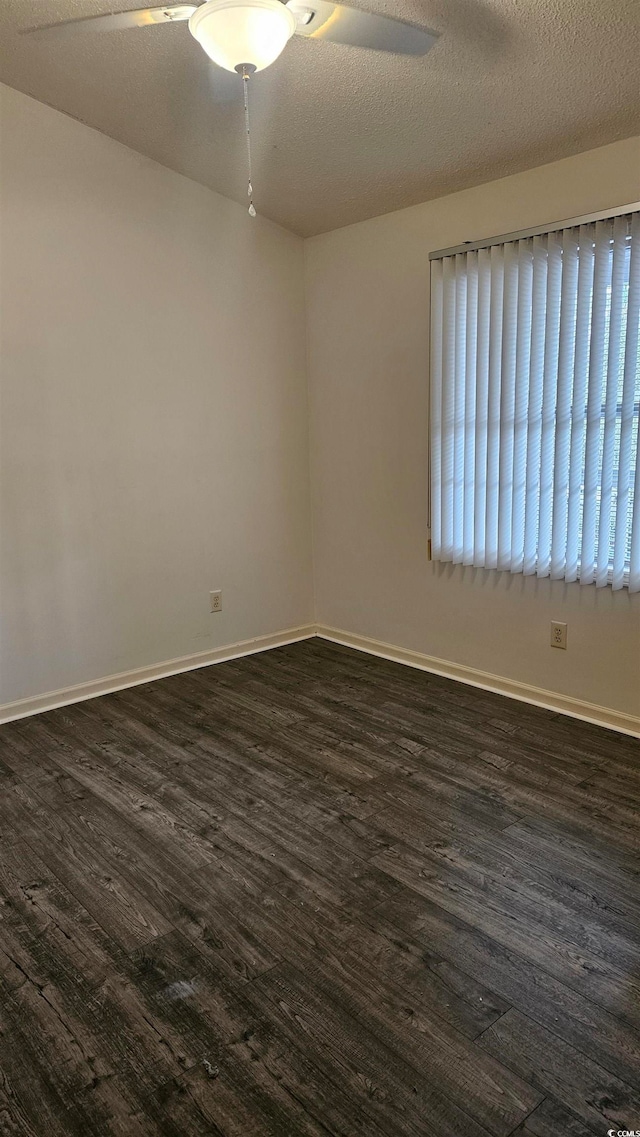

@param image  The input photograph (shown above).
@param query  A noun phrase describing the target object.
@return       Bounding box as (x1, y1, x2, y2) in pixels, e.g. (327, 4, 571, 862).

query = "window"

(430, 210, 640, 591)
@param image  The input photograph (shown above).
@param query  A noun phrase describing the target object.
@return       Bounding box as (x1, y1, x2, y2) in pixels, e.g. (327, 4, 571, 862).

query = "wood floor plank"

(238, 896, 538, 1134)
(69, 793, 280, 981)
(193, 873, 509, 1040)
(477, 1008, 640, 1133)
(0, 838, 129, 990)
(0, 637, 638, 1136)
(33, 745, 218, 874)
(511, 1096, 602, 1136)
(218, 804, 401, 912)
(371, 840, 640, 1022)
(376, 763, 526, 831)
(0, 854, 243, 1101)
(503, 812, 640, 897)
(252, 961, 535, 1137)
(373, 808, 640, 972)
(401, 746, 640, 854)
(374, 885, 640, 1091)
(224, 1017, 394, 1137)
(122, 931, 338, 1135)
(3, 783, 172, 951)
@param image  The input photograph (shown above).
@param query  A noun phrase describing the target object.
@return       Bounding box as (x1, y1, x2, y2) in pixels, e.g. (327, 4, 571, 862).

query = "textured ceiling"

(0, 0, 638, 235)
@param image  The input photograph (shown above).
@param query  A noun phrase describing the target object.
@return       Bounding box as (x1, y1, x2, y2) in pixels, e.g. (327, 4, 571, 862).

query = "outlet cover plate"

(550, 621, 567, 649)
(210, 590, 222, 613)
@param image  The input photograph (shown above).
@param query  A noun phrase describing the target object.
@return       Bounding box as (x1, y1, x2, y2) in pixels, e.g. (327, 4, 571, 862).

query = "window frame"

(427, 202, 640, 586)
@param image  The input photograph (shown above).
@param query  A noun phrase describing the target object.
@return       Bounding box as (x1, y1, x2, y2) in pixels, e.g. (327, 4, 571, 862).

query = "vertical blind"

(430, 210, 640, 590)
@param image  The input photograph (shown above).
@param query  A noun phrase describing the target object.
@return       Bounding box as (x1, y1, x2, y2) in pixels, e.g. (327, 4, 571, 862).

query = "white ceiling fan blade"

(22, 5, 197, 40)
(287, 1, 437, 55)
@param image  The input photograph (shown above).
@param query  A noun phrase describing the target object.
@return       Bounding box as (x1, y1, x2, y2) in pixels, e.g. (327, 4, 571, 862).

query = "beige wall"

(1, 85, 638, 721)
(305, 137, 640, 717)
(0, 84, 313, 705)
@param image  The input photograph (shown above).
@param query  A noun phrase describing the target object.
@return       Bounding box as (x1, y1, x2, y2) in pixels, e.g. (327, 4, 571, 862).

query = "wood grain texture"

(0, 637, 639, 1135)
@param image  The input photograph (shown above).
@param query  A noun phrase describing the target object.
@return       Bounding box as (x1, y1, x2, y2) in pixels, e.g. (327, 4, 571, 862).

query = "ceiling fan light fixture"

(189, 0, 296, 72)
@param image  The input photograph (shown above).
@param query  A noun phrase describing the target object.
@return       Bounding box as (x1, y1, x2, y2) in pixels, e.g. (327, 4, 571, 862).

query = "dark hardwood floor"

(0, 637, 639, 1136)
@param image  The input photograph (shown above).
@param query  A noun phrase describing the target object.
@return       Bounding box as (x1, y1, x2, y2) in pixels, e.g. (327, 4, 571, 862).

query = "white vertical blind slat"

(510, 239, 533, 573)
(630, 391, 640, 590)
(522, 236, 548, 575)
(497, 241, 519, 569)
(565, 224, 595, 582)
(440, 256, 456, 560)
(537, 232, 563, 577)
(463, 252, 478, 565)
(614, 212, 640, 589)
(550, 228, 580, 578)
(485, 244, 504, 569)
(596, 215, 628, 586)
(430, 258, 443, 557)
(580, 220, 612, 584)
(473, 247, 492, 566)
(453, 254, 467, 563)
(429, 210, 638, 591)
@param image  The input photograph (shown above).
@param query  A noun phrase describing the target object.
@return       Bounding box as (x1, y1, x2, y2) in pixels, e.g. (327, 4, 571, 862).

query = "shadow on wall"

(407, 0, 513, 64)
(432, 559, 639, 616)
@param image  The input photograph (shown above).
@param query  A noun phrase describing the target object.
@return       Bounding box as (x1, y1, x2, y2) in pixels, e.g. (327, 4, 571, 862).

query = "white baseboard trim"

(316, 625, 640, 738)
(2, 622, 637, 738)
(0, 625, 316, 726)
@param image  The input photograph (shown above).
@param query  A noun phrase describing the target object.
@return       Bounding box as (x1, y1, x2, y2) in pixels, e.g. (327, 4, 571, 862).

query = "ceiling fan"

(23, 0, 439, 215)
(24, 1, 438, 64)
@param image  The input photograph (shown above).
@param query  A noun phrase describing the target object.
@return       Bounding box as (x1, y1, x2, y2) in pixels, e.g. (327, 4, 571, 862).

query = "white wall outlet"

(550, 621, 567, 649)
(210, 590, 222, 613)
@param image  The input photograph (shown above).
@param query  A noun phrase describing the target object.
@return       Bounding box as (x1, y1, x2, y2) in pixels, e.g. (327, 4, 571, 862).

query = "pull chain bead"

(242, 68, 257, 218)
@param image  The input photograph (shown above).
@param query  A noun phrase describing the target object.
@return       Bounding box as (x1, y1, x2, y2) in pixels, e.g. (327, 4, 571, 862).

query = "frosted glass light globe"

(189, 0, 297, 73)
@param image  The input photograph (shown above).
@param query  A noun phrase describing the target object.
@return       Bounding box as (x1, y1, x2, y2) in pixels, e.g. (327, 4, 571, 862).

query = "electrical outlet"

(210, 590, 222, 614)
(550, 621, 567, 649)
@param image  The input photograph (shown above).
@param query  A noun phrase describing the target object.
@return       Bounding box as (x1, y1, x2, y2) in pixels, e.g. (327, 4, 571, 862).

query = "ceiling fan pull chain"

(242, 67, 257, 218)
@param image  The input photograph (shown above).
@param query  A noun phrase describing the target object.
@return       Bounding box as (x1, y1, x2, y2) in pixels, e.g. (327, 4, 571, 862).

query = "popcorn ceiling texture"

(0, 0, 638, 235)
